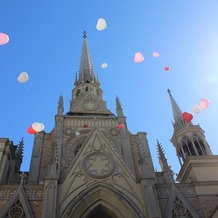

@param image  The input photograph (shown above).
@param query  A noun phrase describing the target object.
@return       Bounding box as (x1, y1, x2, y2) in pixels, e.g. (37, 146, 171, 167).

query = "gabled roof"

(164, 184, 200, 218)
(0, 185, 34, 218)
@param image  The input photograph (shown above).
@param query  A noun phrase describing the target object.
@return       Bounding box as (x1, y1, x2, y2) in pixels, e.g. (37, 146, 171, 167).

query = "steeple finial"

(167, 89, 172, 97)
(83, 31, 87, 38)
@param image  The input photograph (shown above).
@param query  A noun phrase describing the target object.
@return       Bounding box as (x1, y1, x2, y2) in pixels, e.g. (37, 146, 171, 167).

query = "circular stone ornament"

(82, 152, 115, 179)
(83, 100, 98, 110)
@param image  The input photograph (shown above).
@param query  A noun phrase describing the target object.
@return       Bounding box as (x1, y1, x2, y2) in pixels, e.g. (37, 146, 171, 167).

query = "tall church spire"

(75, 31, 98, 86)
(69, 32, 111, 115)
(167, 89, 187, 130)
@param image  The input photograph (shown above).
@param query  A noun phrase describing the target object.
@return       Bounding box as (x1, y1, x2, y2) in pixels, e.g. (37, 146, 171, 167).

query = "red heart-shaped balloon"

(182, 112, 193, 123)
(27, 126, 36, 134)
(118, 123, 124, 129)
(164, 66, 170, 71)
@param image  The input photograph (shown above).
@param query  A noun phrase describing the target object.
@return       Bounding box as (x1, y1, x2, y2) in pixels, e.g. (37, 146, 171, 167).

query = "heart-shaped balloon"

(192, 104, 201, 114)
(134, 52, 144, 63)
(199, 98, 210, 110)
(153, 52, 159, 58)
(182, 112, 193, 123)
(101, 63, 107, 69)
(32, 122, 45, 132)
(96, 18, 107, 31)
(0, 33, 9, 45)
(75, 131, 80, 136)
(18, 72, 29, 83)
(164, 66, 170, 71)
(27, 126, 36, 134)
(118, 123, 124, 129)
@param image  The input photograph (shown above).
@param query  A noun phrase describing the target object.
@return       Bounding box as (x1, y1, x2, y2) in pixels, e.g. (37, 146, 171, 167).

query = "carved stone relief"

(82, 152, 116, 179)
(63, 128, 74, 138)
(102, 130, 121, 156)
(8, 201, 24, 218)
(0, 188, 44, 199)
(109, 127, 120, 136)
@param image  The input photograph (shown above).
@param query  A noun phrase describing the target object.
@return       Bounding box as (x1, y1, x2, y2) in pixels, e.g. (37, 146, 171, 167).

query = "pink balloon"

(0, 33, 9, 45)
(199, 98, 210, 110)
(134, 52, 144, 63)
(153, 52, 159, 57)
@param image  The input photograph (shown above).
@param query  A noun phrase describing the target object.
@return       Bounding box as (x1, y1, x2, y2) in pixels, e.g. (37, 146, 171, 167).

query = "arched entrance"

(61, 184, 144, 218)
(86, 204, 117, 218)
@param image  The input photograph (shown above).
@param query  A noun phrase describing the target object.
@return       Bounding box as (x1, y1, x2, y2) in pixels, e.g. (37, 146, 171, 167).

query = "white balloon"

(192, 105, 201, 114)
(75, 131, 80, 136)
(96, 18, 107, 31)
(32, 122, 45, 132)
(18, 72, 29, 83)
(101, 63, 107, 68)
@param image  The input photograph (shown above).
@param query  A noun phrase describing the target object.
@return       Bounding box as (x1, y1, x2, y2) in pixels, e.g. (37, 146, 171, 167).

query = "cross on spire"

(83, 31, 87, 38)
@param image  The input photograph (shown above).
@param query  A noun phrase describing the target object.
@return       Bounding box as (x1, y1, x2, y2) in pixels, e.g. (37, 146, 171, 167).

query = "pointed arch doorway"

(61, 185, 144, 218)
(86, 204, 117, 218)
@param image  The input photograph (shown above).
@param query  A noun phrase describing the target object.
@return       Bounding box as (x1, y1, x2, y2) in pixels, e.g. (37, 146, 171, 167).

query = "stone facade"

(0, 32, 218, 217)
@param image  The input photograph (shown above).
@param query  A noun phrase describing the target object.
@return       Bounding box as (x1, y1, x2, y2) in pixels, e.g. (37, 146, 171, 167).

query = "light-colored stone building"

(0, 32, 218, 218)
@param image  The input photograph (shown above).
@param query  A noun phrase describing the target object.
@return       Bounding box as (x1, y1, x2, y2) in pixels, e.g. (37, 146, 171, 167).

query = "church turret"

(168, 90, 218, 184)
(14, 138, 24, 173)
(168, 89, 213, 166)
(157, 140, 169, 172)
(57, 94, 64, 115)
(157, 140, 174, 183)
(116, 96, 124, 117)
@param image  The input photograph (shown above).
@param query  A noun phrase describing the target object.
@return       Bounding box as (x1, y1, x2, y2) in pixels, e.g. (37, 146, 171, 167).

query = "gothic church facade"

(0, 32, 218, 218)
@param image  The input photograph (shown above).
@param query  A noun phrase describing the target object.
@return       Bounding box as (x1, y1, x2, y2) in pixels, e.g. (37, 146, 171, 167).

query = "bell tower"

(38, 32, 161, 217)
(168, 89, 218, 183)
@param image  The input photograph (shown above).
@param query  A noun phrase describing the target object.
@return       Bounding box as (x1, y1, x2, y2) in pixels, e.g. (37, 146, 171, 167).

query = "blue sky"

(0, 1, 218, 175)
